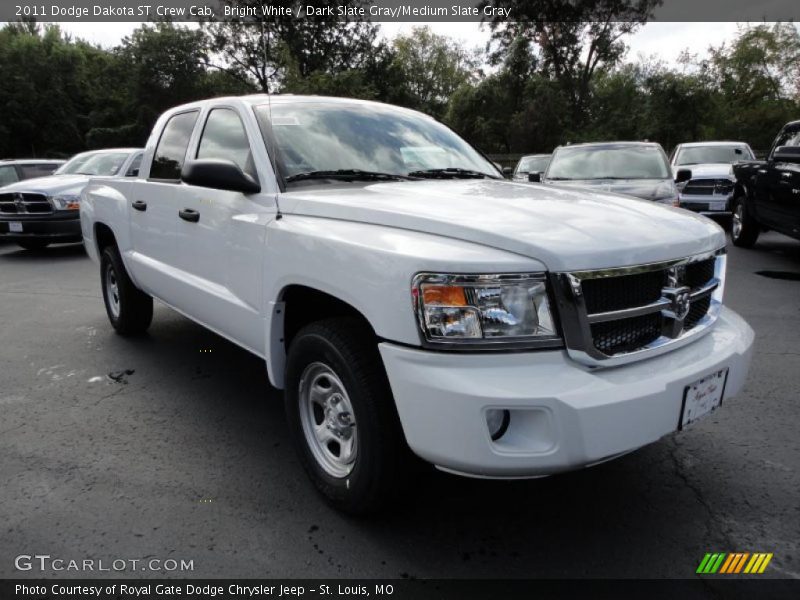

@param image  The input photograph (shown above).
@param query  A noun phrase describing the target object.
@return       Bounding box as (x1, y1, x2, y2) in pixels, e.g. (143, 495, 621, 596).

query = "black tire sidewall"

(99, 245, 152, 334)
(731, 195, 758, 247)
(100, 248, 123, 329)
(285, 323, 395, 513)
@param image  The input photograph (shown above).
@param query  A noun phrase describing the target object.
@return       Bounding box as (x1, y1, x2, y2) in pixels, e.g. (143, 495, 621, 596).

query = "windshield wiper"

(407, 167, 494, 179)
(285, 169, 413, 183)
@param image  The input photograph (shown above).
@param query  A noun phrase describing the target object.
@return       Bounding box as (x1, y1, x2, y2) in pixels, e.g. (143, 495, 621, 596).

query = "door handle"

(179, 208, 200, 223)
(132, 200, 147, 212)
(781, 172, 792, 178)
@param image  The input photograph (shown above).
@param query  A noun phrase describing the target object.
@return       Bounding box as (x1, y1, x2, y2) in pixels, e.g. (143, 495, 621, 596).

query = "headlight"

(412, 273, 561, 349)
(51, 194, 81, 211)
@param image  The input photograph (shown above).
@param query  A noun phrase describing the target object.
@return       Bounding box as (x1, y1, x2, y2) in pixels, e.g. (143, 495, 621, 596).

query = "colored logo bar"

(696, 552, 773, 574)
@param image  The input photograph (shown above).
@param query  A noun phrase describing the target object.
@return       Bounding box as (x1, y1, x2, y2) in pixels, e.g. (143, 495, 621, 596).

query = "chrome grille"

(682, 179, 734, 196)
(0, 192, 52, 214)
(554, 251, 725, 366)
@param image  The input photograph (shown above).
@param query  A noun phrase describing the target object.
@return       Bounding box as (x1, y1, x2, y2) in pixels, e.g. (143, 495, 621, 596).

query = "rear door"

(757, 124, 800, 229)
(172, 104, 277, 354)
(128, 110, 199, 302)
(770, 128, 800, 237)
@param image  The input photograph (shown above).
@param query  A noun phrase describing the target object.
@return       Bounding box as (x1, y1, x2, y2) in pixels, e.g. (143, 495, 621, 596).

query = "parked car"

(533, 142, 679, 205)
(81, 96, 753, 513)
(0, 148, 142, 250)
(670, 142, 756, 223)
(512, 154, 551, 182)
(0, 159, 65, 186)
(730, 121, 800, 247)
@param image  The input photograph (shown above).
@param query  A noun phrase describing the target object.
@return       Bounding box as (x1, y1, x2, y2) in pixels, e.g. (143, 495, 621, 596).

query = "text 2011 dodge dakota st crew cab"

(730, 120, 800, 247)
(80, 96, 754, 513)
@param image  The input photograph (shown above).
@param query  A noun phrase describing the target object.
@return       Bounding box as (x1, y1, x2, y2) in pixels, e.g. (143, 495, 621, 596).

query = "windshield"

(253, 102, 499, 183)
(55, 152, 130, 176)
(547, 145, 670, 180)
(516, 155, 550, 174)
(674, 145, 753, 166)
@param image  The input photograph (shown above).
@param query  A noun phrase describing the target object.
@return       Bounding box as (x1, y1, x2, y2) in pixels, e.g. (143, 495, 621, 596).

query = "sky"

(57, 21, 745, 66)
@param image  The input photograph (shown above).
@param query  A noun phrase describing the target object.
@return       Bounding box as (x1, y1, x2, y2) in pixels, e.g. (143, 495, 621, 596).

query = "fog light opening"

(486, 409, 510, 441)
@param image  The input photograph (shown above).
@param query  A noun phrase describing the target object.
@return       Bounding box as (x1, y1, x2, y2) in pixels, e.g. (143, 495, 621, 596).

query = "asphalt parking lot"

(1, 233, 798, 580)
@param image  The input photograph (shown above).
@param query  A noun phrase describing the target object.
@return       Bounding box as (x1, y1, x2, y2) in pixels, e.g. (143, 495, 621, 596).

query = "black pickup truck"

(730, 120, 800, 247)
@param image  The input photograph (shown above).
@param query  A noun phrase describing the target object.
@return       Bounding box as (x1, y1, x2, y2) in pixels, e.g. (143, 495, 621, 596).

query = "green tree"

(708, 23, 800, 151)
(390, 26, 479, 118)
(202, 0, 380, 92)
(0, 23, 111, 156)
(483, 0, 660, 127)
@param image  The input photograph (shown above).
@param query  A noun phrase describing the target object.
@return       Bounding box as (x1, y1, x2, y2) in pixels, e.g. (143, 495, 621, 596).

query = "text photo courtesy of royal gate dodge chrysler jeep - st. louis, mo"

(1, 1, 799, 599)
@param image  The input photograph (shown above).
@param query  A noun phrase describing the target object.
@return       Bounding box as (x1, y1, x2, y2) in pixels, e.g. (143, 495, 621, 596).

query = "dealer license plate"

(680, 368, 728, 429)
(9, 221, 23, 232)
(709, 201, 727, 211)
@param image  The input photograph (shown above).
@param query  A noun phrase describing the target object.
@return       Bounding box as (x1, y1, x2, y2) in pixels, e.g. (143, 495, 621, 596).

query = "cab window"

(0, 165, 19, 186)
(196, 108, 256, 179)
(150, 111, 199, 181)
(126, 154, 143, 177)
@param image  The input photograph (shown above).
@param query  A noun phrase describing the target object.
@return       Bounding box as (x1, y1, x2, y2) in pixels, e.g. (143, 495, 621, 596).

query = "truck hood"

(673, 163, 734, 179)
(0, 174, 89, 196)
(543, 178, 676, 201)
(279, 180, 724, 271)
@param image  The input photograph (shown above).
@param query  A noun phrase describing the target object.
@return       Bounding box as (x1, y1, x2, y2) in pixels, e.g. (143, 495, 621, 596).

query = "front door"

(174, 106, 277, 355)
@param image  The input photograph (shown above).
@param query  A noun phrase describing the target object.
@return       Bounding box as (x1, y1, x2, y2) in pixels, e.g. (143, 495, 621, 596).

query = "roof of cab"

(677, 141, 750, 147)
(163, 94, 435, 120)
(0, 158, 65, 164)
(556, 141, 663, 150)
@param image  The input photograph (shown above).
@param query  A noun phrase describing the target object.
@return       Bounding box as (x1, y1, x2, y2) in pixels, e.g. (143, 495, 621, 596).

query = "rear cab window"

(150, 111, 200, 181)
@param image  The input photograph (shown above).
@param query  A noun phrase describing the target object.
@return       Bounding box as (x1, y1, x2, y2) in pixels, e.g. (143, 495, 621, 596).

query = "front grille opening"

(590, 313, 663, 355)
(684, 296, 711, 330)
(581, 270, 666, 314)
(683, 179, 734, 196)
(0, 192, 52, 215)
(685, 258, 715, 289)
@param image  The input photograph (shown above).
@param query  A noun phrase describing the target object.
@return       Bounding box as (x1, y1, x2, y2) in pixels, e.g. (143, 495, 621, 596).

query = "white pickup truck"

(81, 95, 754, 513)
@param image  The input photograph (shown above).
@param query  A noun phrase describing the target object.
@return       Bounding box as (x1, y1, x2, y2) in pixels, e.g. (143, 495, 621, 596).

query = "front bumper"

(379, 307, 753, 478)
(0, 212, 82, 243)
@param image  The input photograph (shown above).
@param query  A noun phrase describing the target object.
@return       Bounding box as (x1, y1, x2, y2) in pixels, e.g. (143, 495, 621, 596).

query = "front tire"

(284, 318, 409, 514)
(17, 239, 50, 250)
(100, 246, 153, 335)
(731, 194, 759, 248)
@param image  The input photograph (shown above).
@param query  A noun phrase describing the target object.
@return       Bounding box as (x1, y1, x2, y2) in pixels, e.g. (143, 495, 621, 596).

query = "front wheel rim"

(298, 362, 358, 478)
(732, 203, 743, 239)
(105, 264, 121, 318)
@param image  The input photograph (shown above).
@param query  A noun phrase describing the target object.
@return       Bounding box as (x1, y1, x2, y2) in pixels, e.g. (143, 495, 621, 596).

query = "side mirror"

(528, 172, 542, 183)
(181, 159, 260, 194)
(772, 145, 800, 163)
(502, 166, 513, 176)
(675, 169, 692, 184)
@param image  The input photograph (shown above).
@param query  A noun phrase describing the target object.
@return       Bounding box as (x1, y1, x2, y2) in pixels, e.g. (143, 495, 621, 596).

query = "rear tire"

(731, 194, 759, 248)
(100, 245, 153, 335)
(17, 239, 50, 250)
(284, 318, 409, 515)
